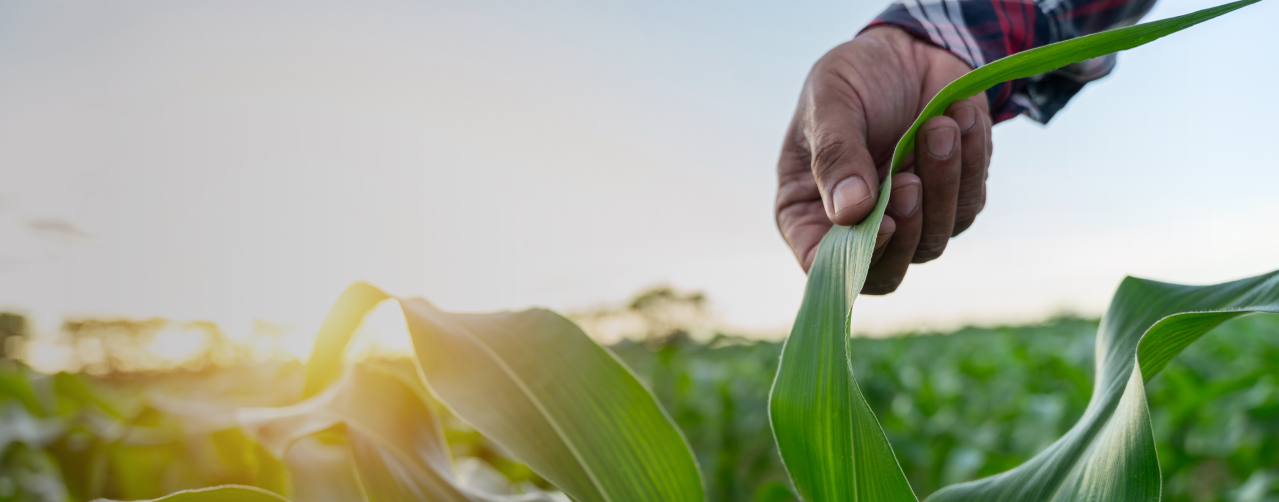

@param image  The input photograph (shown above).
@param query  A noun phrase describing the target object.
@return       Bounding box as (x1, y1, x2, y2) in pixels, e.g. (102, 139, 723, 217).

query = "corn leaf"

(92, 485, 290, 502)
(928, 272, 1279, 501)
(302, 282, 389, 398)
(399, 298, 704, 502)
(241, 364, 556, 502)
(886, 0, 1262, 176)
(767, 1, 1263, 501)
(302, 284, 705, 502)
(768, 185, 907, 502)
(281, 437, 365, 502)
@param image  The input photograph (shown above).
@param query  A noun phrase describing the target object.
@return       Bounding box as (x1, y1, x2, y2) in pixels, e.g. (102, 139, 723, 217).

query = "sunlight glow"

(147, 327, 207, 362)
(345, 300, 414, 361)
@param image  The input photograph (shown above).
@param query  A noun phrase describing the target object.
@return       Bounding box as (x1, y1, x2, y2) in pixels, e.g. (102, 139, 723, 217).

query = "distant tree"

(571, 286, 714, 346)
(0, 312, 27, 360)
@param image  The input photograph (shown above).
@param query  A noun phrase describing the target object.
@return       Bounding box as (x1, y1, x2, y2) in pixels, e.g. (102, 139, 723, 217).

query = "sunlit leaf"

(399, 298, 705, 502)
(302, 282, 389, 398)
(241, 364, 559, 502)
(767, 1, 1264, 500)
(282, 436, 365, 502)
(300, 283, 705, 502)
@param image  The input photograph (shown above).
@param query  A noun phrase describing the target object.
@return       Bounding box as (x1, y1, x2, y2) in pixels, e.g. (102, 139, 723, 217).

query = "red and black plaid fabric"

(866, 0, 1157, 123)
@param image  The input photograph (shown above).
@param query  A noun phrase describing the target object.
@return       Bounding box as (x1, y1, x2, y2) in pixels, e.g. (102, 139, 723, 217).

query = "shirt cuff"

(863, 0, 1121, 124)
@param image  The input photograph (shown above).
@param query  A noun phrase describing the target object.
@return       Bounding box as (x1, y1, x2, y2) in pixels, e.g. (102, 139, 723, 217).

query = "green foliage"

(925, 275, 1279, 501)
(614, 315, 1279, 502)
(28, 281, 705, 501)
(0, 362, 296, 502)
(0, 5, 1272, 502)
(610, 335, 791, 502)
(3, 311, 1277, 502)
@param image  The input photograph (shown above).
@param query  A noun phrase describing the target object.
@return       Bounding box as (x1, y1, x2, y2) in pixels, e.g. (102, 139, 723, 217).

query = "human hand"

(776, 26, 992, 294)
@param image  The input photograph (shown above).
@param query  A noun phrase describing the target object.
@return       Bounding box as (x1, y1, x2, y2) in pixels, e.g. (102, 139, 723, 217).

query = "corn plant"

(88, 1, 1273, 501)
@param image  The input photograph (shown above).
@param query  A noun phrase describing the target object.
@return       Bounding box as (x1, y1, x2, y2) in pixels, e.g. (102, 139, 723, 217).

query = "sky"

(1, 0, 1276, 345)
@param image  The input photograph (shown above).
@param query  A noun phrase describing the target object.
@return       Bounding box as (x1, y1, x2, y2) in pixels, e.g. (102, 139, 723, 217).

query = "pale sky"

(2, 0, 1276, 343)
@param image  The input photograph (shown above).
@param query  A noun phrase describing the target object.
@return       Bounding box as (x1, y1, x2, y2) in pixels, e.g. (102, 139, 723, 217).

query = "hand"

(775, 26, 992, 294)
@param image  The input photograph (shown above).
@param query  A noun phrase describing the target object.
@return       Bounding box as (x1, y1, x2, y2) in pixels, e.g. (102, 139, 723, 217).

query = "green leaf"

(887, 0, 1262, 176)
(927, 272, 1279, 501)
(752, 482, 799, 502)
(767, 1, 1263, 501)
(92, 485, 290, 502)
(298, 283, 704, 502)
(0, 370, 42, 415)
(241, 364, 552, 502)
(768, 182, 911, 502)
(0, 402, 66, 452)
(55, 372, 132, 419)
(400, 298, 705, 502)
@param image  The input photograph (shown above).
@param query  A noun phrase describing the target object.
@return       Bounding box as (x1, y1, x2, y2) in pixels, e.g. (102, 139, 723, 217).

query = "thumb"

(807, 113, 881, 227)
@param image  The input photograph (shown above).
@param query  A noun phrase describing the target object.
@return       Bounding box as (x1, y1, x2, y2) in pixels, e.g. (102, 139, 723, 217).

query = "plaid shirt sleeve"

(866, 0, 1157, 123)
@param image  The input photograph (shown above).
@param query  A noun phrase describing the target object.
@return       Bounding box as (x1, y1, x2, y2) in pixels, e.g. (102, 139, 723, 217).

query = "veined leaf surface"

(241, 364, 557, 502)
(767, 1, 1263, 500)
(301, 284, 705, 502)
(399, 298, 704, 502)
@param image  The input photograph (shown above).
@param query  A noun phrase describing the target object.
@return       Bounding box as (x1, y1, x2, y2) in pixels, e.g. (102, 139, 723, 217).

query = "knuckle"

(955, 197, 984, 218)
(912, 236, 948, 263)
(961, 144, 986, 171)
(810, 138, 850, 176)
(863, 278, 900, 295)
(775, 200, 825, 234)
(946, 99, 976, 113)
(959, 171, 985, 189)
(776, 173, 819, 209)
(921, 117, 959, 139)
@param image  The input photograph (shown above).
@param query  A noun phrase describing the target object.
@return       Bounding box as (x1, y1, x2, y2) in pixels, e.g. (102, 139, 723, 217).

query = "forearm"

(865, 0, 1157, 123)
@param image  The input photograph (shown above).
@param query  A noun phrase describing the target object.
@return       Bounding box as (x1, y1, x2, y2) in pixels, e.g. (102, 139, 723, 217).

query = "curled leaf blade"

(927, 272, 1279, 501)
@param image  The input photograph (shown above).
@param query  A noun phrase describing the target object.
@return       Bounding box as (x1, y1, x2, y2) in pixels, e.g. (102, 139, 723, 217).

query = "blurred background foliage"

(1, 288, 1277, 502)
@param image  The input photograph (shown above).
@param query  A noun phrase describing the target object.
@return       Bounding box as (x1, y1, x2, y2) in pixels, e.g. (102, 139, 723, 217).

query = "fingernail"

(832, 176, 872, 214)
(955, 106, 977, 132)
(926, 128, 956, 157)
(890, 183, 919, 216)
